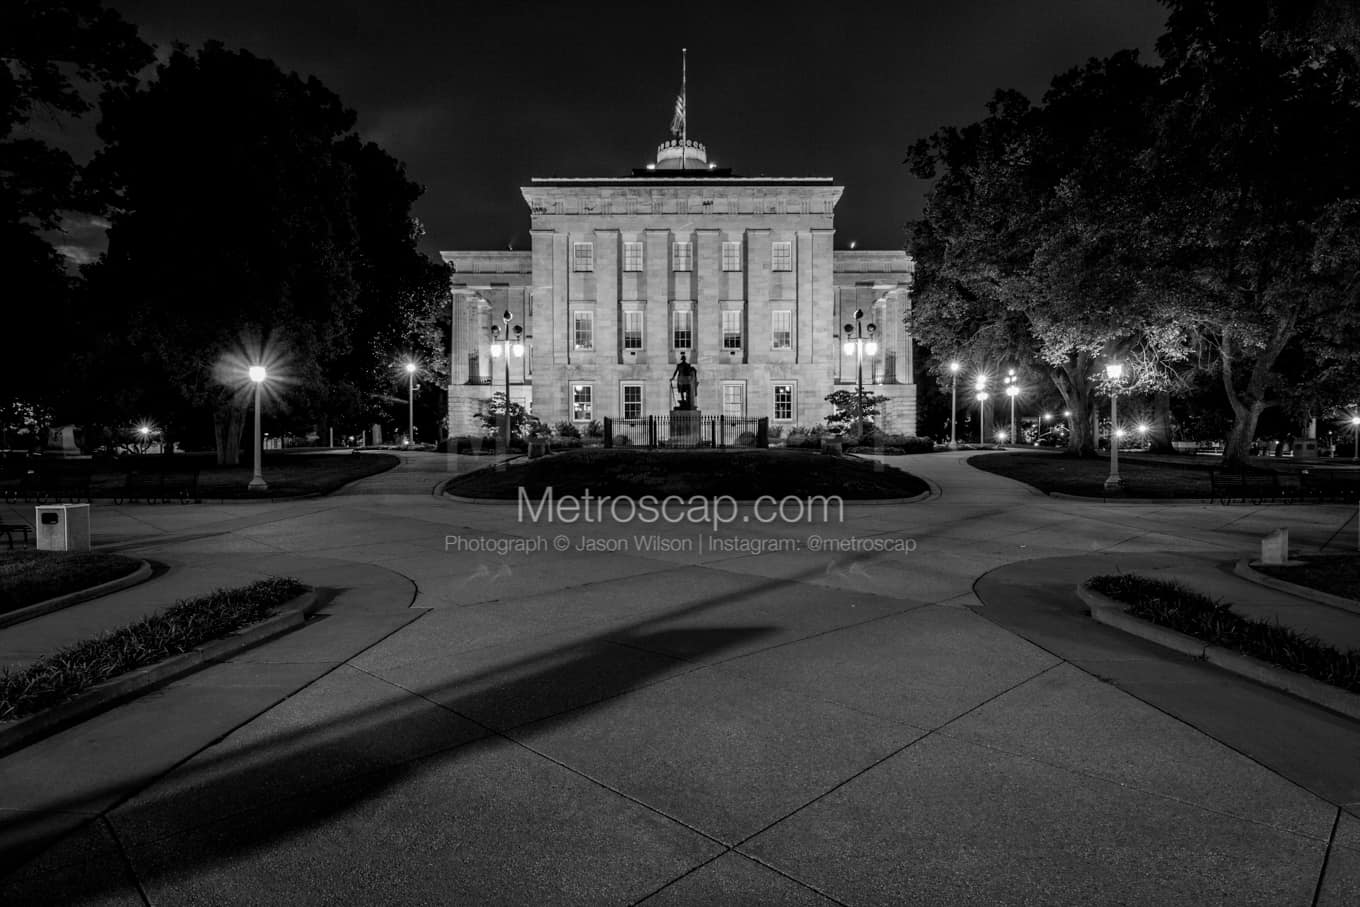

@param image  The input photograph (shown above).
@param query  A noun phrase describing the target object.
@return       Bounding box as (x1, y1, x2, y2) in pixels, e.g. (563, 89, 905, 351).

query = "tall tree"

(906, 54, 1185, 456)
(0, 0, 152, 414)
(1147, 0, 1360, 463)
(86, 42, 450, 463)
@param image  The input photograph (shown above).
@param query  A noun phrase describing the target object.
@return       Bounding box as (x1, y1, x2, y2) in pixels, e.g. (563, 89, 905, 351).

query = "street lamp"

(1137, 423, 1149, 449)
(1351, 414, 1360, 460)
(489, 310, 524, 449)
(404, 361, 417, 448)
(948, 361, 960, 449)
(842, 310, 878, 439)
(1104, 362, 1124, 493)
(1003, 370, 1019, 447)
(248, 365, 268, 491)
(974, 375, 990, 446)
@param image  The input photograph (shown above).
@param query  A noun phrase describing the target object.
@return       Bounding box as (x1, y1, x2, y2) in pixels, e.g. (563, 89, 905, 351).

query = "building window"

(772, 241, 792, 272)
(771, 310, 792, 349)
(573, 311, 594, 350)
(672, 310, 693, 349)
(622, 383, 643, 420)
(623, 242, 643, 272)
(722, 383, 745, 419)
(773, 383, 794, 421)
(623, 310, 643, 349)
(572, 384, 593, 421)
(572, 242, 594, 272)
(721, 241, 742, 272)
(672, 241, 692, 271)
(721, 309, 742, 349)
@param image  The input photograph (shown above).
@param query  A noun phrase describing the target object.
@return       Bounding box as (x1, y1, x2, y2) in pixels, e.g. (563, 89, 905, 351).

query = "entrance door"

(721, 382, 745, 419)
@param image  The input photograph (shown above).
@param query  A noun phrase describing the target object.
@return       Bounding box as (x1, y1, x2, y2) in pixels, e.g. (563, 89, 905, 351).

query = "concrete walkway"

(1, 449, 1358, 905)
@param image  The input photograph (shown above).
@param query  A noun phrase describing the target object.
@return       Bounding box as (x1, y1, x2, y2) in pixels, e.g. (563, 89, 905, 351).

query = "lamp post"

(948, 361, 960, 449)
(1352, 415, 1360, 460)
(248, 365, 268, 491)
(404, 361, 417, 448)
(842, 310, 878, 439)
(1003, 370, 1018, 447)
(1104, 362, 1124, 493)
(1137, 423, 1149, 450)
(974, 375, 989, 446)
(489, 310, 524, 449)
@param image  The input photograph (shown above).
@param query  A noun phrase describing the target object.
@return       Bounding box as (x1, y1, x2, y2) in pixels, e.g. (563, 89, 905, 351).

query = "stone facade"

(443, 144, 916, 436)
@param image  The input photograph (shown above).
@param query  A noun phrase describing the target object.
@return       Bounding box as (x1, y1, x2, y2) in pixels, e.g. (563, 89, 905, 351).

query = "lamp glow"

(949, 361, 959, 374)
(249, 366, 266, 383)
(864, 341, 878, 356)
(1105, 362, 1123, 380)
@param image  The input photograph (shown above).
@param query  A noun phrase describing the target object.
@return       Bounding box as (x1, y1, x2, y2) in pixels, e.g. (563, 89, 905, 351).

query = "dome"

(655, 139, 708, 170)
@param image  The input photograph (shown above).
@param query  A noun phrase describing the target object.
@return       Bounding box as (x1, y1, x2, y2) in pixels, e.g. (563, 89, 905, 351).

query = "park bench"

(1298, 469, 1360, 504)
(1208, 465, 1281, 505)
(115, 465, 201, 504)
(0, 522, 31, 549)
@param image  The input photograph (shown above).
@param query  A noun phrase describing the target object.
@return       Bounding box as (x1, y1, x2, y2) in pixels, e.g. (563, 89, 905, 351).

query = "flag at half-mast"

(669, 48, 687, 138)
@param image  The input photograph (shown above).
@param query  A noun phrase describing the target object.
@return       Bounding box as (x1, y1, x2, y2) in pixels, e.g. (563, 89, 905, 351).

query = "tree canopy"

(907, 0, 1360, 463)
(84, 42, 450, 462)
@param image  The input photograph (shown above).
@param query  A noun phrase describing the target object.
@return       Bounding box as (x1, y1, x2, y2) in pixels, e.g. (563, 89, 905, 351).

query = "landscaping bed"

(1254, 554, 1360, 603)
(0, 577, 307, 721)
(0, 550, 143, 616)
(1086, 573, 1360, 693)
(443, 448, 930, 500)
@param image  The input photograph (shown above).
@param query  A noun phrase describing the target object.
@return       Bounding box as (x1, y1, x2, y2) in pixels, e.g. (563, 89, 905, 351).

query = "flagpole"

(681, 48, 687, 168)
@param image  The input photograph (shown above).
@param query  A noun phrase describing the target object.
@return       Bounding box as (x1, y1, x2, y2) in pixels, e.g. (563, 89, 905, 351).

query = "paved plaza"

(2, 450, 1359, 905)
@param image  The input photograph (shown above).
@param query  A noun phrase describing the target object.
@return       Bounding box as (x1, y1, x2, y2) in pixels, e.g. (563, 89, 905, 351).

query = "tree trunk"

(213, 404, 246, 466)
(1054, 356, 1097, 457)
(1221, 398, 1266, 467)
(1148, 391, 1174, 453)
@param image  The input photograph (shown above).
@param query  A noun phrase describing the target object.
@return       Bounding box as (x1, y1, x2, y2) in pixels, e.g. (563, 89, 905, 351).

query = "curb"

(1233, 558, 1360, 616)
(0, 560, 154, 630)
(1077, 583, 1360, 723)
(0, 590, 319, 756)
(1049, 491, 1213, 506)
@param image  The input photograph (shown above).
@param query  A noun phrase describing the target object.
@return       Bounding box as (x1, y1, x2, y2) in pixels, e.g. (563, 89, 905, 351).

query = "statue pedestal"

(670, 408, 703, 446)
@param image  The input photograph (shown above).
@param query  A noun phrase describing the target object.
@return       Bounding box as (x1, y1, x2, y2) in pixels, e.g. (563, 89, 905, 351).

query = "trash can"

(1292, 438, 1318, 461)
(35, 503, 90, 552)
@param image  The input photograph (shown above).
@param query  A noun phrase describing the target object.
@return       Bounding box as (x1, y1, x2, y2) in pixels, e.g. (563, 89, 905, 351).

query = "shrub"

(1087, 574, 1360, 694)
(736, 431, 757, 447)
(847, 433, 936, 454)
(767, 425, 785, 440)
(550, 437, 583, 451)
(0, 577, 307, 721)
(554, 421, 581, 439)
(586, 420, 604, 438)
(613, 435, 631, 447)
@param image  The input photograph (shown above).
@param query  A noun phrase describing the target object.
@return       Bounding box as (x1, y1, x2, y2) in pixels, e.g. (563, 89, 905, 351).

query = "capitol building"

(442, 130, 916, 436)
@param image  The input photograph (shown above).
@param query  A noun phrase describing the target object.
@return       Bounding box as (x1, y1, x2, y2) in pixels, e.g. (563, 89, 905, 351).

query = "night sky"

(62, 0, 1170, 260)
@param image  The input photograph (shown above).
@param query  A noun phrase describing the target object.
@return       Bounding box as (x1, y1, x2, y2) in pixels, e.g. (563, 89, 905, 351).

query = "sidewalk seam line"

(1311, 807, 1343, 907)
(728, 661, 1066, 851)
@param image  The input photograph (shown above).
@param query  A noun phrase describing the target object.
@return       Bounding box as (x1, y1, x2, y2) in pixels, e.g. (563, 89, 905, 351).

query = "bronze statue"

(670, 353, 698, 410)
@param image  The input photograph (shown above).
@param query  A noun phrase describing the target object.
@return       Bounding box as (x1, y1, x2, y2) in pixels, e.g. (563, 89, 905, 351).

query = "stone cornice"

(520, 184, 844, 219)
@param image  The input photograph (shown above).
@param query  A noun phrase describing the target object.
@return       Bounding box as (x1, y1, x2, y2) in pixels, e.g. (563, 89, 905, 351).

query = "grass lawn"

(84, 451, 399, 499)
(443, 448, 930, 500)
(1256, 555, 1360, 602)
(971, 451, 1220, 498)
(0, 550, 143, 615)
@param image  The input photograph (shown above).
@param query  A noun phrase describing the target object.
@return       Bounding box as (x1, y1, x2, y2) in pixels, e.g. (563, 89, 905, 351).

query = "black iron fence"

(602, 415, 769, 449)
